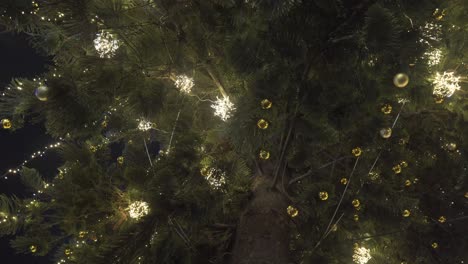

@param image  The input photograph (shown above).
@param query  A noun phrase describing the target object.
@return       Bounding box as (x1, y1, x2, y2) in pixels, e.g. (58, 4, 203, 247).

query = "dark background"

(0, 32, 56, 264)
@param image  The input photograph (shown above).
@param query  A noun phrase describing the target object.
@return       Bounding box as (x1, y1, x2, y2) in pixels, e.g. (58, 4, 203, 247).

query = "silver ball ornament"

(34, 85, 49, 101)
(380, 127, 392, 139)
(393, 73, 409, 88)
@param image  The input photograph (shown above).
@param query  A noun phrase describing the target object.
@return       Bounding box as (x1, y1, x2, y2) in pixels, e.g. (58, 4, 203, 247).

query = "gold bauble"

(259, 150, 270, 160)
(381, 104, 392, 114)
(402, 209, 411, 217)
(260, 99, 272, 109)
(79, 231, 87, 238)
(117, 156, 124, 165)
(465, 192, 468, 199)
(353, 214, 359, 221)
(380, 127, 392, 139)
(431, 242, 438, 249)
(287, 205, 299, 218)
(200, 167, 209, 177)
(393, 73, 409, 88)
(65, 248, 72, 255)
(404, 180, 412, 187)
(2, 119, 12, 129)
(30, 245, 37, 253)
(101, 120, 108, 128)
(340, 178, 348, 185)
(438, 216, 446, 223)
(446, 143, 457, 151)
(318, 191, 329, 201)
(352, 199, 360, 208)
(393, 164, 402, 174)
(257, 119, 269, 130)
(352, 147, 362, 157)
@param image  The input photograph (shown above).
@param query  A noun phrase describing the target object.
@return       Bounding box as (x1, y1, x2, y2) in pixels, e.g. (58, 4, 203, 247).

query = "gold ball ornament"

(34, 85, 49, 101)
(381, 104, 392, 114)
(65, 248, 72, 255)
(287, 205, 299, 218)
(260, 99, 272, 109)
(2, 119, 12, 129)
(117, 156, 124, 165)
(392, 164, 402, 174)
(352, 147, 362, 157)
(257, 119, 269, 130)
(352, 199, 360, 208)
(353, 214, 359, 221)
(446, 143, 457, 151)
(259, 150, 270, 160)
(340, 178, 348, 185)
(431, 242, 438, 249)
(438, 216, 446, 223)
(318, 191, 329, 201)
(380, 127, 392, 139)
(404, 179, 412, 187)
(30, 245, 37, 253)
(402, 209, 411, 217)
(393, 73, 409, 88)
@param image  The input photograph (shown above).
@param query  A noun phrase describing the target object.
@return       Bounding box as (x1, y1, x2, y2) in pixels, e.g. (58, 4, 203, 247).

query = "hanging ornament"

(381, 104, 392, 114)
(101, 120, 108, 128)
(465, 192, 468, 199)
(380, 128, 392, 139)
(200, 167, 210, 177)
(260, 99, 272, 109)
(340, 178, 348, 185)
(402, 209, 411, 217)
(353, 214, 359, 221)
(392, 164, 402, 174)
(65, 248, 72, 255)
(431, 242, 438, 249)
(318, 191, 329, 201)
(404, 180, 412, 187)
(117, 156, 124, 165)
(352, 147, 362, 157)
(446, 143, 457, 151)
(257, 119, 269, 129)
(438, 216, 446, 223)
(400, 161, 408, 168)
(93, 30, 121, 58)
(34, 85, 49, 101)
(287, 205, 299, 218)
(259, 150, 270, 160)
(352, 199, 360, 208)
(30, 245, 37, 253)
(393, 73, 409, 88)
(1, 119, 12, 129)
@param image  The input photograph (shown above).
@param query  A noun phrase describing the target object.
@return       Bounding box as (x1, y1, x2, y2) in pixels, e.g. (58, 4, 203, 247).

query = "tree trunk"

(230, 174, 290, 264)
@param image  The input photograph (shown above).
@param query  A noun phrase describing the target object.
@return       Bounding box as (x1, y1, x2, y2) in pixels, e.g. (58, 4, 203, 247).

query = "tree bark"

(230, 174, 290, 264)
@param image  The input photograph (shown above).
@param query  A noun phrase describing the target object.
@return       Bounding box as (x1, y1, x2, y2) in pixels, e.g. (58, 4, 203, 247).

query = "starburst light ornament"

(174, 74, 194, 94)
(424, 48, 442, 67)
(137, 119, 155, 131)
(211, 96, 235, 121)
(353, 246, 372, 264)
(93, 30, 121, 58)
(127, 201, 150, 220)
(432, 71, 461, 98)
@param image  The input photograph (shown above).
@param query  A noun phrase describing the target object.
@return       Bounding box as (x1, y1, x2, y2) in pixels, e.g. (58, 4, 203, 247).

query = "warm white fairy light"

(433, 71, 461, 98)
(174, 75, 194, 94)
(127, 201, 150, 220)
(202, 167, 226, 189)
(420, 22, 442, 44)
(424, 48, 442, 67)
(137, 119, 155, 131)
(93, 31, 121, 58)
(211, 96, 235, 121)
(353, 247, 372, 264)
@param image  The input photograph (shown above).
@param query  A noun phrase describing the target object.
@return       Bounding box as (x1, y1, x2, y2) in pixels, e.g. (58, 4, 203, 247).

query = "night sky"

(0, 32, 57, 264)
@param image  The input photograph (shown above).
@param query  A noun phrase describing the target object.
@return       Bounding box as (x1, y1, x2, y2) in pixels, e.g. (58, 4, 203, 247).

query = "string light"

(433, 71, 461, 98)
(424, 48, 442, 67)
(201, 166, 226, 189)
(174, 75, 194, 94)
(353, 246, 372, 264)
(420, 22, 442, 44)
(137, 119, 156, 131)
(127, 201, 150, 220)
(211, 96, 235, 121)
(93, 30, 121, 58)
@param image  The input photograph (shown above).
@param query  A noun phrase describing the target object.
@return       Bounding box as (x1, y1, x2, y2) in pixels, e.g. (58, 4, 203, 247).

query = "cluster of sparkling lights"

(433, 71, 461, 98)
(127, 201, 150, 220)
(93, 30, 121, 58)
(137, 119, 156, 131)
(420, 22, 442, 44)
(203, 167, 226, 189)
(174, 75, 194, 94)
(424, 48, 442, 67)
(211, 96, 235, 121)
(353, 246, 372, 264)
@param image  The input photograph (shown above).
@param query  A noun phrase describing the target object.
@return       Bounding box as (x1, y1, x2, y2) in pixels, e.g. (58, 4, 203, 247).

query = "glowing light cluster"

(433, 71, 461, 98)
(174, 75, 194, 94)
(127, 201, 150, 220)
(137, 119, 156, 131)
(424, 48, 442, 67)
(93, 31, 121, 58)
(353, 247, 372, 264)
(420, 22, 442, 44)
(211, 96, 235, 121)
(202, 167, 226, 189)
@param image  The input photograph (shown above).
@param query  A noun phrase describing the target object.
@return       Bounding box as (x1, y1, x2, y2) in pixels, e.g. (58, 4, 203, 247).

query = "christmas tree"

(0, 0, 467, 263)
